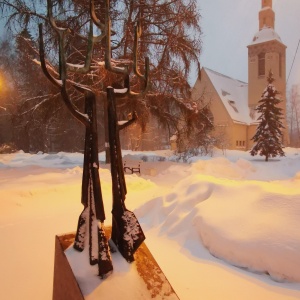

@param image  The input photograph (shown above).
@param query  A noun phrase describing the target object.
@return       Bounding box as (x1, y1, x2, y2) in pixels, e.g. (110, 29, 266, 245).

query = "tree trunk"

(103, 95, 111, 164)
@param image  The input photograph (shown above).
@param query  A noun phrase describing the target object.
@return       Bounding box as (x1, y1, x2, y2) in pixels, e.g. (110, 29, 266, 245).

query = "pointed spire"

(262, 0, 272, 8)
(259, 0, 275, 30)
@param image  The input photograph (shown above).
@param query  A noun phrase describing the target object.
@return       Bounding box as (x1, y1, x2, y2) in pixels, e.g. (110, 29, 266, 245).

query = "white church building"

(191, 0, 288, 150)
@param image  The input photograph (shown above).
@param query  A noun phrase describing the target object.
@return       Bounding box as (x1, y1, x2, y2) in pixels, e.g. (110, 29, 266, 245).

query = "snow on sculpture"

(107, 87, 145, 262)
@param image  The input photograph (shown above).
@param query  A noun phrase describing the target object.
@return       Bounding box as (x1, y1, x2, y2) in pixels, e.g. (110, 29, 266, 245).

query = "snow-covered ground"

(1, 148, 300, 299)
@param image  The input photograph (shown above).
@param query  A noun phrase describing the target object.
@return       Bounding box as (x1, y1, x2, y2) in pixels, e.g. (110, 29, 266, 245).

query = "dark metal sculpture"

(38, 21, 113, 277)
(73, 91, 113, 276)
(107, 87, 145, 262)
(38, 0, 149, 277)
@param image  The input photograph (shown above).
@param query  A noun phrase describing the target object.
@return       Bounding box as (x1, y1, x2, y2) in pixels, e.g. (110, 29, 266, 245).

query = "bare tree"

(0, 0, 212, 153)
(287, 85, 300, 147)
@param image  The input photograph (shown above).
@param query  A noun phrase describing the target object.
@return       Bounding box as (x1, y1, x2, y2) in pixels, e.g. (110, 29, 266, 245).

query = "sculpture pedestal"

(53, 234, 84, 300)
(53, 231, 180, 300)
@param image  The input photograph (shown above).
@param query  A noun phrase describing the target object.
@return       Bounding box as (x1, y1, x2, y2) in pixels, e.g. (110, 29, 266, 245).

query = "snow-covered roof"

(203, 67, 253, 125)
(250, 26, 282, 45)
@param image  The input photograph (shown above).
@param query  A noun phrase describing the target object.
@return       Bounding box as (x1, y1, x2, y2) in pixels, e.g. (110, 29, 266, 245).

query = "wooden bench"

(123, 160, 141, 175)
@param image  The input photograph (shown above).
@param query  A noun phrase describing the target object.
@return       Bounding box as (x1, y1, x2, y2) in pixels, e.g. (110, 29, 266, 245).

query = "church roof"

(203, 67, 254, 125)
(250, 26, 282, 46)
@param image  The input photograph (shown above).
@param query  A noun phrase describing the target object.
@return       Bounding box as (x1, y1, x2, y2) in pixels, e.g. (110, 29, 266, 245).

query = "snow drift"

(1, 148, 300, 299)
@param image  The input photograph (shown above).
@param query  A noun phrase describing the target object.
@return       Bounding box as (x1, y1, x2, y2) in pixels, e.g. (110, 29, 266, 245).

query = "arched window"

(279, 53, 282, 77)
(258, 52, 265, 76)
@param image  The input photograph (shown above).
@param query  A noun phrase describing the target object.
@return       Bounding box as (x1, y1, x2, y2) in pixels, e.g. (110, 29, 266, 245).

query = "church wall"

(191, 70, 232, 131)
(247, 124, 258, 150)
(231, 123, 248, 150)
(192, 70, 248, 151)
(248, 41, 286, 108)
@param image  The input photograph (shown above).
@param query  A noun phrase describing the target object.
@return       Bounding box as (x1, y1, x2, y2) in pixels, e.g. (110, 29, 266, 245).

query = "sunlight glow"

(0, 75, 3, 91)
(194, 173, 300, 196)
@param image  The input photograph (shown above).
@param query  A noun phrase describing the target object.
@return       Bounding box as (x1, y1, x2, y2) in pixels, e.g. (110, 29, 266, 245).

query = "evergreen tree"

(250, 71, 285, 161)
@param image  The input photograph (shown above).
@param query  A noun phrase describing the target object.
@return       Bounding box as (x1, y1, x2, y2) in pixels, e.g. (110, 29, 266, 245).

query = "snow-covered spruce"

(250, 70, 285, 161)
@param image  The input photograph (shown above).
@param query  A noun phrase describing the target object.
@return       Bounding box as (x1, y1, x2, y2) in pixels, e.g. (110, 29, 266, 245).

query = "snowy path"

(1, 217, 300, 300)
(145, 228, 300, 300)
(0, 219, 69, 299)
(1, 150, 300, 299)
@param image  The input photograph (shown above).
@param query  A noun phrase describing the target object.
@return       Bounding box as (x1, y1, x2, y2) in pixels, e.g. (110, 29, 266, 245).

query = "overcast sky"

(1, 0, 299, 92)
(196, 0, 300, 91)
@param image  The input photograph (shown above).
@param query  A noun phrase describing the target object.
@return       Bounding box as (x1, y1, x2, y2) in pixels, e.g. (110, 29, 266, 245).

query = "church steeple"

(262, 0, 272, 7)
(259, 0, 275, 30)
(248, 0, 288, 145)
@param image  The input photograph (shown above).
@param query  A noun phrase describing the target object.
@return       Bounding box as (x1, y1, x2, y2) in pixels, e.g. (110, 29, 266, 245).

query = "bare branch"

(118, 111, 138, 130)
(38, 23, 62, 89)
(105, 9, 128, 74)
(90, 0, 105, 31)
(133, 21, 150, 93)
(39, 23, 90, 127)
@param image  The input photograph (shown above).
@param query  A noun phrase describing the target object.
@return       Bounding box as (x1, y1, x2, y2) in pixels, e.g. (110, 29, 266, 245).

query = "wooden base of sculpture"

(53, 231, 180, 300)
(53, 234, 84, 300)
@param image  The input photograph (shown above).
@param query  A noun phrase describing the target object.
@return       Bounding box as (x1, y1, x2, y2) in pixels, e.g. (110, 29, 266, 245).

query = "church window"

(279, 53, 282, 77)
(258, 53, 265, 76)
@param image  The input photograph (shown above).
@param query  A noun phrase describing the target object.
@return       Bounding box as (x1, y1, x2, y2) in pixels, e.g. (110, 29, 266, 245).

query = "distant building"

(192, 0, 288, 150)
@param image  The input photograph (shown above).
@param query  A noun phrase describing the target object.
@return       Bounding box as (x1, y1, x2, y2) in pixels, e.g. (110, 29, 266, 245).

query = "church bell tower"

(247, 0, 287, 143)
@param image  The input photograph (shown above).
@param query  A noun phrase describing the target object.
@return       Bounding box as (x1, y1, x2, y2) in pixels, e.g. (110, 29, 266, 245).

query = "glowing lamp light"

(0, 74, 4, 92)
(0, 73, 10, 95)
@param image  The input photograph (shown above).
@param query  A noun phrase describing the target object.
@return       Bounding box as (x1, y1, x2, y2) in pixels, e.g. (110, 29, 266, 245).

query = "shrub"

(0, 143, 18, 154)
